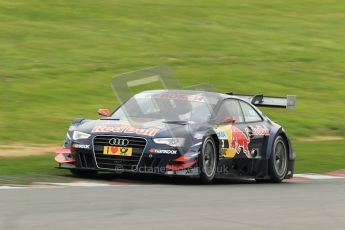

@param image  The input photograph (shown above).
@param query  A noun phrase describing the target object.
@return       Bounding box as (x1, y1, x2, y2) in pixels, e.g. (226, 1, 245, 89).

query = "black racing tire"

(198, 136, 218, 183)
(70, 169, 98, 177)
(267, 136, 288, 183)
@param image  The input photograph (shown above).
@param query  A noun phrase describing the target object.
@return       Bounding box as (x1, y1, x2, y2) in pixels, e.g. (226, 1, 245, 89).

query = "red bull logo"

(92, 126, 159, 137)
(215, 125, 252, 158)
(230, 126, 250, 158)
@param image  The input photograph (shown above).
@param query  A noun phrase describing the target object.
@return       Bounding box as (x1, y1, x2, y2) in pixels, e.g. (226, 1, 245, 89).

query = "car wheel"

(70, 169, 98, 177)
(268, 136, 288, 183)
(198, 136, 217, 183)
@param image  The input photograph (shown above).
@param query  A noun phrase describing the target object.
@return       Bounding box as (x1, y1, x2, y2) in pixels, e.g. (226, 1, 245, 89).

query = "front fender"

(63, 118, 87, 148)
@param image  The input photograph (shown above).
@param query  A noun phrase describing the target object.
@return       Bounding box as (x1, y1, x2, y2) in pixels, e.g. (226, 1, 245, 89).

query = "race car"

(55, 90, 296, 183)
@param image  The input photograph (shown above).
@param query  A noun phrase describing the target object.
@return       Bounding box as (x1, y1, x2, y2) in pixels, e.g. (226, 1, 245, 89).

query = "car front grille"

(93, 135, 147, 171)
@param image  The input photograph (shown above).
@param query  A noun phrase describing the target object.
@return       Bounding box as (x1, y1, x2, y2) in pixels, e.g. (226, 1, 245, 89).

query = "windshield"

(111, 91, 218, 123)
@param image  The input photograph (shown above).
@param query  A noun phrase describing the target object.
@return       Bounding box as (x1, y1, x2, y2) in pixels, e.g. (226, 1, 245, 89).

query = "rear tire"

(267, 136, 288, 183)
(198, 136, 217, 183)
(70, 169, 98, 177)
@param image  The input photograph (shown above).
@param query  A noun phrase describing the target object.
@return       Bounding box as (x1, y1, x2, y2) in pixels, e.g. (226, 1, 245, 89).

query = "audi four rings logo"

(109, 138, 129, 146)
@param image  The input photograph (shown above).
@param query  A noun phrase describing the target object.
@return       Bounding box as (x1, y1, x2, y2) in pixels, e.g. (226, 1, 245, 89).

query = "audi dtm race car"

(55, 90, 296, 183)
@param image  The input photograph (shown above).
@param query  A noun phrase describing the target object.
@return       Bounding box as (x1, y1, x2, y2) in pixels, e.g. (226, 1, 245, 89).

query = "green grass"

(1, 0, 345, 143)
(0, 0, 344, 181)
(294, 140, 345, 173)
(0, 155, 72, 184)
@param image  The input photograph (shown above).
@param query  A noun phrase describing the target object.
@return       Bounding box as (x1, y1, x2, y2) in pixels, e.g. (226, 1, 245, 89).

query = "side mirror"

(98, 108, 110, 117)
(221, 117, 236, 124)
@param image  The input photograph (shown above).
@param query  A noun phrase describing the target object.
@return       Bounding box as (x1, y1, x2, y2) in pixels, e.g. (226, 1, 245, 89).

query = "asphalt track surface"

(1, 175, 345, 230)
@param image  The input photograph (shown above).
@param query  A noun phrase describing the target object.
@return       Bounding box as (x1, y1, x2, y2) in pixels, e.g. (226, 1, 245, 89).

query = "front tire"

(267, 136, 288, 183)
(70, 169, 98, 177)
(198, 136, 217, 183)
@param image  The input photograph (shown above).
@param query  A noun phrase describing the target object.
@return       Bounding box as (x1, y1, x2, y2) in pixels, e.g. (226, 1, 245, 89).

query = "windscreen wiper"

(163, 120, 188, 125)
(100, 118, 120, 120)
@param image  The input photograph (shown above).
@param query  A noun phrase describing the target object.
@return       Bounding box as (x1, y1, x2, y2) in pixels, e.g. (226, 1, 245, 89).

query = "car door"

(215, 99, 250, 159)
(236, 100, 268, 159)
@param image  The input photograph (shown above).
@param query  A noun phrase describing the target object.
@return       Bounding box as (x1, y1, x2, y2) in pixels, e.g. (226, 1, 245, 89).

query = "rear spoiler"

(226, 93, 296, 109)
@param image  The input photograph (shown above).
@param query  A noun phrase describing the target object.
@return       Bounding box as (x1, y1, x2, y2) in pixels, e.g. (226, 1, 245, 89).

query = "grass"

(0, 0, 344, 181)
(294, 140, 345, 173)
(0, 155, 72, 184)
(1, 0, 345, 143)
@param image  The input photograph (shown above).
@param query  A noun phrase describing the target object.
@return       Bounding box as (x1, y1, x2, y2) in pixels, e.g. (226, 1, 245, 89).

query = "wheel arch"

(266, 127, 295, 161)
(210, 133, 220, 158)
(198, 130, 220, 160)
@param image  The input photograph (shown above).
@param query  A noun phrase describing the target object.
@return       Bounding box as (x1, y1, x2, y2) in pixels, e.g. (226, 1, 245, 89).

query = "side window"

(239, 101, 262, 122)
(217, 99, 244, 123)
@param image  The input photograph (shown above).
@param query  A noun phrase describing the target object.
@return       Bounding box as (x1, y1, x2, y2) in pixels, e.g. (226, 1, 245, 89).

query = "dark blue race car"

(55, 90, 296, 183)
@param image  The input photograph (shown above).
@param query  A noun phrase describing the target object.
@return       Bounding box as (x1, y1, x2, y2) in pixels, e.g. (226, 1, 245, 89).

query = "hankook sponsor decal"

(72, 144, 90, 149)
(149, 148, 178, 154)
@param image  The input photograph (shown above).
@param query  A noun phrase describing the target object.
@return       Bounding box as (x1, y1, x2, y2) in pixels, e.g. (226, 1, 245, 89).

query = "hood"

(74, 118, 196, 138)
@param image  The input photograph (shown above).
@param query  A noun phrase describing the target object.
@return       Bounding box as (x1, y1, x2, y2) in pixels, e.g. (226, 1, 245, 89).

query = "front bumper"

(57, 160, 200, 177)
(56, 134, 201, 176)
(55, 147, 199, 177)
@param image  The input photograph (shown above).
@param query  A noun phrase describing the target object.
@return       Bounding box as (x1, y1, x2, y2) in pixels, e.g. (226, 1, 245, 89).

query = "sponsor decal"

(247, 125, 270, 136)
(92, 126, 159, 137)
(216, 125, 237, 158)
(92, 126, 126, 133)
(230, 126, 250, 157)
(72, 144, 90, 149)
(158, 93, 205, 102)
(148, 148, 178, 155)
(215, 125, 251, 158)
(103, 146, 132, 156)
(215, 128, 227, 140)
(217, 125, 269, 158)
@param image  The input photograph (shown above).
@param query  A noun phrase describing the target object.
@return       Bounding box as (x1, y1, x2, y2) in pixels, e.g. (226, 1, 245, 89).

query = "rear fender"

(265, 127, 295, 161)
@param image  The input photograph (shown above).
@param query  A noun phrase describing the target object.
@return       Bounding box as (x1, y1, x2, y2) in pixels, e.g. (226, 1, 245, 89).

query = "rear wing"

(226, 93, 296, 109)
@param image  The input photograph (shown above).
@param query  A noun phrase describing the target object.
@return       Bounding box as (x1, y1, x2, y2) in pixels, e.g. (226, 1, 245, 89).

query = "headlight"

(153, 138, 185, 147)
(72, 131, 91, 140)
